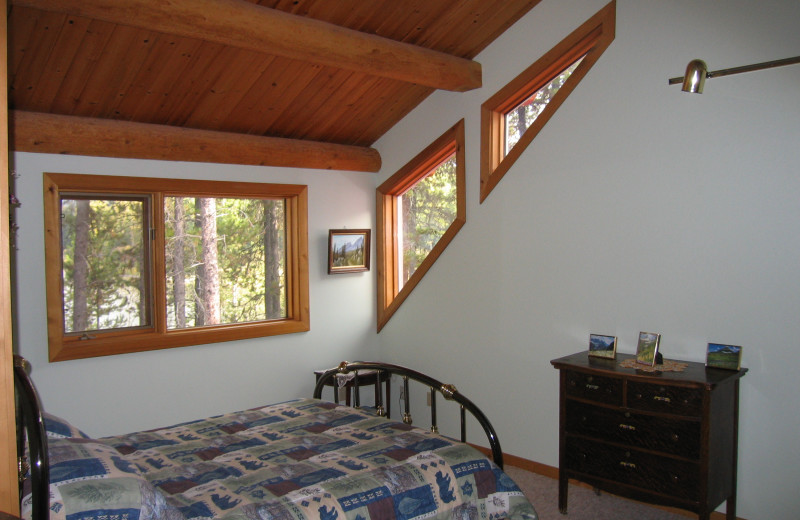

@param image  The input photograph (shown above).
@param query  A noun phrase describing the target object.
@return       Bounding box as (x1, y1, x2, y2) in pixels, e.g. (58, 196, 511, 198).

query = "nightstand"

(315, 368, 391, 417)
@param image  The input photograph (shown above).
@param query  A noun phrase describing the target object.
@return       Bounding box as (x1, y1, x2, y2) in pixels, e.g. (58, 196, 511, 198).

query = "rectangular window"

(163, 196, 286, 329)
(44, 173, 309, 361)
(61, 196, 152, 334)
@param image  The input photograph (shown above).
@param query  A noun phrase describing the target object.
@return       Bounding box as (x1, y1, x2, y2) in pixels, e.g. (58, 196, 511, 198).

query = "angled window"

(377, 120, 465, 331)
(44, 173, 309, 361)
(480, 1, 616, 203)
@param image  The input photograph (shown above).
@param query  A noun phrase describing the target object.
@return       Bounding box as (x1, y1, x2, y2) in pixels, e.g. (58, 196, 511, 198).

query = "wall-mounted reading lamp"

(668, 56, 800, 93)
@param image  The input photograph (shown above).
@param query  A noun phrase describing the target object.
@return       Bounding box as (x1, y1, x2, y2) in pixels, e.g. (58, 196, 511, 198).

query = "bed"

(14, 357, 538, 520)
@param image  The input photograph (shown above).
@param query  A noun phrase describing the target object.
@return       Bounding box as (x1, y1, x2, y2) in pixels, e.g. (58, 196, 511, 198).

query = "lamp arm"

(669, 55, 800, 85)
(705, 56, 800, 79)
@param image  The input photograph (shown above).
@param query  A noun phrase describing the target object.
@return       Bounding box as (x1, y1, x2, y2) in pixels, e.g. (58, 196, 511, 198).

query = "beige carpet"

(505, 466, 693, 520)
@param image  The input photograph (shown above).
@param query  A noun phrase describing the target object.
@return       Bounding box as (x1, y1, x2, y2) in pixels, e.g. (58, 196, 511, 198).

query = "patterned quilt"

(24, 398, 538, 520)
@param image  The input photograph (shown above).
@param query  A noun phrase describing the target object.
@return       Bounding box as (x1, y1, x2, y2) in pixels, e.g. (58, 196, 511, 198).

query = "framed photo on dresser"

(588, 334, 617, 359)
(636, 331, 661, 366)
(706, 343, 743, 370)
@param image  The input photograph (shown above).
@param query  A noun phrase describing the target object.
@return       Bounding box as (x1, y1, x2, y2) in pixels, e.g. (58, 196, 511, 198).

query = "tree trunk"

(515, 105, 528, 142)
(173, 198, 186, 328)
(199, 197, 221, 325)
(72, 199, 90, 331)
(263, 200, 281, 319)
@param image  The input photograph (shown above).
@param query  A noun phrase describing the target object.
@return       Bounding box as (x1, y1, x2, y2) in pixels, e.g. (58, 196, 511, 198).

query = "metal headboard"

(13, 355, 50, 520)
(313, 361, 504, 469)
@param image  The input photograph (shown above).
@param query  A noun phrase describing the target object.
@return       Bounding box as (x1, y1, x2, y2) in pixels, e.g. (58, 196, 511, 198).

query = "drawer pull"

(585, 384, 600, 390)
(619, 461, 637, 469)
(654, 395, 672, 403)
(619, 423, 636, 431)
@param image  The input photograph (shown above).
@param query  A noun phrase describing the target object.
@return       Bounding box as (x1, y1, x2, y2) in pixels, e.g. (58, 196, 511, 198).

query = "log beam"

(10, 111, 382, 172)
(12, 0, 481, 92)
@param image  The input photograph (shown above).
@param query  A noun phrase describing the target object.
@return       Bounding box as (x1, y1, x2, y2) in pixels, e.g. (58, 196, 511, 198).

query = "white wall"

(374, 0, 800, 518)
(11, 153, 378, 436)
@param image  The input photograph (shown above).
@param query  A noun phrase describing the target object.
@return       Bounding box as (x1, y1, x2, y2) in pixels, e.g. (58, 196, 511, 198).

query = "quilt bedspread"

(28, 398, 538, 520)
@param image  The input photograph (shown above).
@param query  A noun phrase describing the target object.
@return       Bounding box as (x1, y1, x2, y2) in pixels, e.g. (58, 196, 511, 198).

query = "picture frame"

(636, 331, 661, 366)
(588, 334, 617, 359)
(706, 343, 743, 370)
(328, 229, 370, 274)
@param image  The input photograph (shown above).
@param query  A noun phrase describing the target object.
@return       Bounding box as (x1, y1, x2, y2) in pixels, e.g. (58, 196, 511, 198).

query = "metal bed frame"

(313, 360, 504, 468)
(14, 355, 50, 520)
(15, 358, 505, 520)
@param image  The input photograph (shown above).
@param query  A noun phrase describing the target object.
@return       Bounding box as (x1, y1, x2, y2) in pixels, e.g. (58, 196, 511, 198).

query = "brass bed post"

(375, 370, 386, 417)
(430, 388, 438, 433)
(402, 375, 412, 424)
(460, 405, 467, 443)
(352, 370, 360, 409)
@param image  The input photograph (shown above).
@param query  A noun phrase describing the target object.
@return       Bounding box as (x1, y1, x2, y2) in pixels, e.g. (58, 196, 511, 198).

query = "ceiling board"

(8, 0, 542, 169)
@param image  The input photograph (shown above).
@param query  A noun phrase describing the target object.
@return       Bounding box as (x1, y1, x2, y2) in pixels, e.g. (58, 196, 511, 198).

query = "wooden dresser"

(551, 351, 746, 520)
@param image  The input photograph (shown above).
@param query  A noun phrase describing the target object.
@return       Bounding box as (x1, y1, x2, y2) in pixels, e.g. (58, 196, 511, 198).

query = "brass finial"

(440, 383, 457, 400)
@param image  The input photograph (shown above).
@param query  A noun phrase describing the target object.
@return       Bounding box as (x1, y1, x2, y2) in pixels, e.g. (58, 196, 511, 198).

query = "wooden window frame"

(480, 1, 616, 203)
(43, 173, 309, 361)
(376, 120, 466, 332)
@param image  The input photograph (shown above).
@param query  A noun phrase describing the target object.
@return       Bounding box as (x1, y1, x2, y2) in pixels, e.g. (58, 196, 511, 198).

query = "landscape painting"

(636, 332, 661, 366)
(328, 229, 370, 274)
(706, 343, 743, 370)
(589, 334, 617, 359)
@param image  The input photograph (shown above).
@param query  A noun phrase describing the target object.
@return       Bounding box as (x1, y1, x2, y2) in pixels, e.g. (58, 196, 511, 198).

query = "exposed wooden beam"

(12, 0, 482, 92)
(10, 111, 382, 172)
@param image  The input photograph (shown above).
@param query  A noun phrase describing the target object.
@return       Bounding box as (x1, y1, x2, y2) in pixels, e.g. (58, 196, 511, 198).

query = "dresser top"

(551, 351, 747, 387)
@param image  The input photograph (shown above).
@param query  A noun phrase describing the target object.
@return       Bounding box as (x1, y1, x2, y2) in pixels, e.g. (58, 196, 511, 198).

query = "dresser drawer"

(564, 370, 622, 406)
(565, 436, 699, 500)
(627, 381, 703, 416)
(565, 400, 700, 459)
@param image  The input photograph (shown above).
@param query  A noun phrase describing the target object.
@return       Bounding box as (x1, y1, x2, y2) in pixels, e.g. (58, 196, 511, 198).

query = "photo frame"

(636, 331, 661, 366)
(588, 334, 617, 359)
(328, 229, 370, 274)
(706, 343, 743, 370)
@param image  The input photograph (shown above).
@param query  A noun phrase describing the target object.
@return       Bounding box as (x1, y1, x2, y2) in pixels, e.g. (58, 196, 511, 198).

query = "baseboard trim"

(471, 445, 744, 520)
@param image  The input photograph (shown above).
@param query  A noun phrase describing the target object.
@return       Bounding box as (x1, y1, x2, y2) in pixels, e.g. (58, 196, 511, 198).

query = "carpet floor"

(505, 466, 694, 520)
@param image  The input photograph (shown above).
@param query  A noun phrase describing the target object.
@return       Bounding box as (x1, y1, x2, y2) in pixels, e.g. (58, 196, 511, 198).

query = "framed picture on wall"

(636, 332, 661, 366)
(706, 343, 743, 370)
(588, 334, 617, 359)
(328, 229, 371, 274)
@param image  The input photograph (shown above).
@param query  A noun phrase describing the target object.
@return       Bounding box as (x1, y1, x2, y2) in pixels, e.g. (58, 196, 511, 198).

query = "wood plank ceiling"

(7, 0, 541, 172)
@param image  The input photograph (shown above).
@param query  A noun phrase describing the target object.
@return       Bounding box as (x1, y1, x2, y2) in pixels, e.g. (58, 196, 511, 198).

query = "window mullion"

(151, 191, 167, 334)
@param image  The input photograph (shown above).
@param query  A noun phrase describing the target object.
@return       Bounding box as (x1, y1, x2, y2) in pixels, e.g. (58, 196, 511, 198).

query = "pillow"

(21, 437, 181, 520)
(43, 411, 91, 439)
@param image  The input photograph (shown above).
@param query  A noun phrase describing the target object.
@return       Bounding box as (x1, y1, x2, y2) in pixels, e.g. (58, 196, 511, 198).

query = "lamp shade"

(682, 59, 708, 93)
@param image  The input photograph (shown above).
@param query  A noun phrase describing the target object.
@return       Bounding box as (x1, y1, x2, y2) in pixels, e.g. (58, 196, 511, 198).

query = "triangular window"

(480, 2, 616, 203)
(505, 56, 584, 154)
(377, 120, 465, 332)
